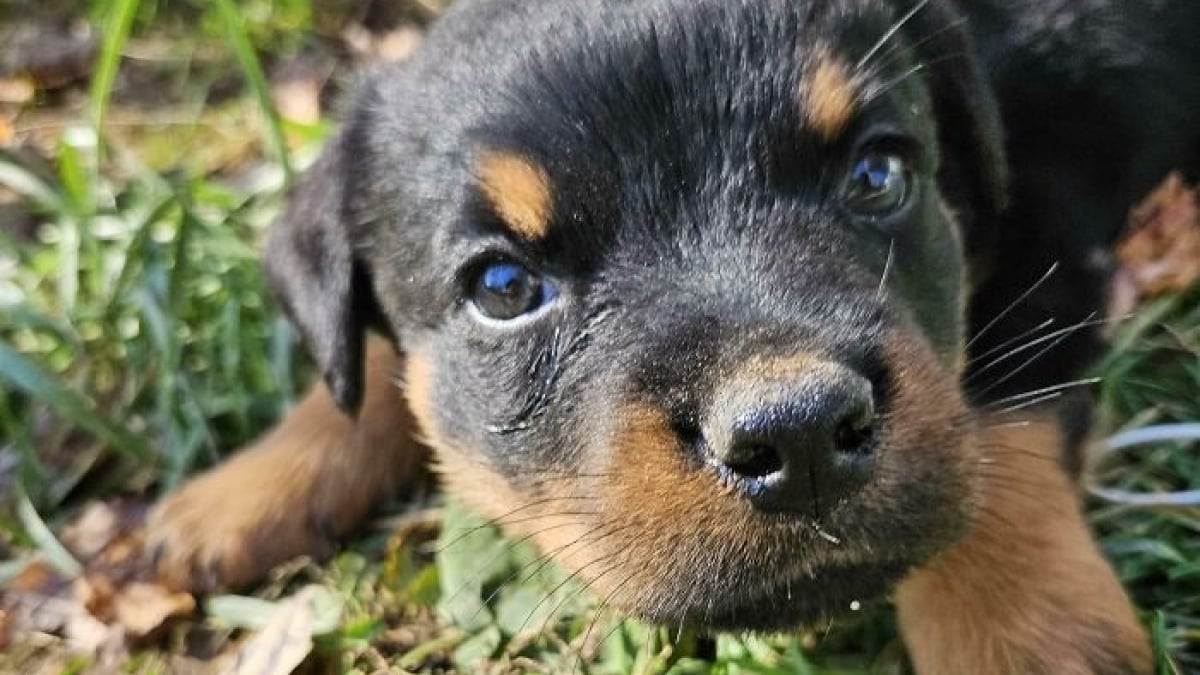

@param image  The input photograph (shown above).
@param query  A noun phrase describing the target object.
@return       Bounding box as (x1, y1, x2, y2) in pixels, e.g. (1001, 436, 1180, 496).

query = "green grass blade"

(15, 483, 83, 577)
(0, 155, 65, 213)
(0, 343, 151, 463)
(90, 0, 141, 132)
(213, 0, 294, 182)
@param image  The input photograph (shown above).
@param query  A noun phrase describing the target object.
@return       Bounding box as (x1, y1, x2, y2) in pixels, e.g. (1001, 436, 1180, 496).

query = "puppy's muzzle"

(703, 360, 877, 515)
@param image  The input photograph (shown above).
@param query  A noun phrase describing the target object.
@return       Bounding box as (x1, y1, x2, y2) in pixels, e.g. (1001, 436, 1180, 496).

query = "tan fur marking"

(588, 403, 760, 607)
(733, 352, 825, 380)
(477, 151, 554, 239)
(150, 337, 427, 591)
(804, 48, 857, 141)
(402, 347, 565, 532)
(895, 415, 1151, 675)
(403, 347, 601, 577)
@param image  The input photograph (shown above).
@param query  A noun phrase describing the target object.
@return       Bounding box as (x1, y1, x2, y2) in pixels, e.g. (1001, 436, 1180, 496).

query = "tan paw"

(146, 447, 337, 593)
(147, 340, 423, 592)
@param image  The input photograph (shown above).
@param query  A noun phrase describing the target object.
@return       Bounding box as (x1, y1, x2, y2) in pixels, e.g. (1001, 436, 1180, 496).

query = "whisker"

(984, 377, 1102, 411)
(978, 419, 1036, 431)
(813, 522, 842, 544)
(972, 317, 1099, 399)
(523, 552, 630, 640)
(854, 0, 932, 74)
(966, 262, 1059, 350)
(862, 48, 972, 104)
(511, 526, 639, 635)
(969, 312, 1099, 389)
(858, 15, 969, 83)
(448, 520, 608, 616)
(967, 313, 1104, 386)
(427, 448, 618, 483)
(861, 62, 927, 103)
(573, 568, 639, 673)
(537, 558, 626, 644)
(967, 317, 1056, 367)
(987, 391, 1063, 416)
(977, 443, 1064, 465)
(436, 503, 598, 553)
(592, 619, 633, 666)
(877, 238, 896, 299)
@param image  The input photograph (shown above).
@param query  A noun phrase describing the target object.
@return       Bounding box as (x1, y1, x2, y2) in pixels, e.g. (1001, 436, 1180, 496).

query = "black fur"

(263, 0, 1199, 633)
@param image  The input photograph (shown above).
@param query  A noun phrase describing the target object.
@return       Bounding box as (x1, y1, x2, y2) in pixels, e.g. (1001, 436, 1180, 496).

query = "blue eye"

(470, 260, 558, 321)
(843, 150, 912, 218)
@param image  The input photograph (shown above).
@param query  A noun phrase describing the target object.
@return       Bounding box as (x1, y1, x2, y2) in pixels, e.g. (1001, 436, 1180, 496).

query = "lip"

(638, 558, 912, 631)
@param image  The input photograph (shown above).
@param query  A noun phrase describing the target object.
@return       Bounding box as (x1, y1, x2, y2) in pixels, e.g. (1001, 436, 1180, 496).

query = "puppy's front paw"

(147, 340, 423, 593)
(147, 448, 335, 593)
(896, 417, 1151, 675)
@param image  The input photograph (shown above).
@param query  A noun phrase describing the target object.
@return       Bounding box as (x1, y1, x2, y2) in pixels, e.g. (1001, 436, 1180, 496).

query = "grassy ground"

(0, 1, 1197, 673)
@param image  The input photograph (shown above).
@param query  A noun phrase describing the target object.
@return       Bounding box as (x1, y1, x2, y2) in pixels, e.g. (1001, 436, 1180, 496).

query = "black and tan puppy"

(148, 0, 1200, 672)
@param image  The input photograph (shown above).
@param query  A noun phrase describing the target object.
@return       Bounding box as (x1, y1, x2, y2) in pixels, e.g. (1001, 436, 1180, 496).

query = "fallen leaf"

(272, 78, 323, 126)
(4, 558, 66, 595)
(1, 499, 197, 664)
(114, 582, 195, 639)
(61, 501, 127, 560)
(1111, 173, 1200, 315)
(0, 77, 34, 104)
(341, 23, 423, 63)
(60, 499, 152, 585)
(221, 586, 337, 675)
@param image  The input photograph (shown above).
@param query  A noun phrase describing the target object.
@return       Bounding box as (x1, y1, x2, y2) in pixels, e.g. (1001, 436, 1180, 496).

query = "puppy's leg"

(894, 416, 1150, 675)
(148, 338, 427, 592)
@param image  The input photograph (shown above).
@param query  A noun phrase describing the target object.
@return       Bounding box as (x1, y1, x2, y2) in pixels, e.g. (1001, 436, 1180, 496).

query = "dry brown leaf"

(272, 78, 323, 126)
(0, 76, 35, 104)
(114, 582, 195, 639)
(0, 117, 14, 145)
(221, 586, 323, 675)
(342, 23, 424, 63)
(61, 501, 128, 560)
(1110, 173, 1200, 315)
(61, 499, 152, 584)
(2, 499, 199, 664)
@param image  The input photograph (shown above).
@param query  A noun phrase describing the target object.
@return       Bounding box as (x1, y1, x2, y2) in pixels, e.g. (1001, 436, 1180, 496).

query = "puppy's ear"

(263, 125, 380, 415)
(905, 1, 1008, 259)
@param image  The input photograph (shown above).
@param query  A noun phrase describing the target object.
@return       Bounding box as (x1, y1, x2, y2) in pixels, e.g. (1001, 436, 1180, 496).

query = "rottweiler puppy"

(147, 0, 1200, 672)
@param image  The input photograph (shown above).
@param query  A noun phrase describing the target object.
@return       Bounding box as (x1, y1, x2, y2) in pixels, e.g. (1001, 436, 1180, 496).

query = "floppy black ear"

(904, 0, 1009, 261)
(263, 127, 379, 415)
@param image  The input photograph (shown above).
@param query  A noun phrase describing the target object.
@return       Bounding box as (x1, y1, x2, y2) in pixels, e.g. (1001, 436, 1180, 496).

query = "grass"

(0, 0, 1197, 672)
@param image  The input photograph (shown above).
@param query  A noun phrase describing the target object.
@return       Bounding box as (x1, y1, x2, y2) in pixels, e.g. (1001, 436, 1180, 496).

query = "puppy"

(149, 0, 1200, 672)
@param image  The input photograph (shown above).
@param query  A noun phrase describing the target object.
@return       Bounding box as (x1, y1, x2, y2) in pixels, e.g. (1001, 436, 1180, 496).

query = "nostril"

(832, 417, 874, 454)
(832, 395, 876, 454)
(671, 415, 703, 447)
(723, 443, 785, 479)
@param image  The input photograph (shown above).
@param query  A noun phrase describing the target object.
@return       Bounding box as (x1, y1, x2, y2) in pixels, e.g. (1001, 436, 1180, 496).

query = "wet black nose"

(705, 363, 876, 514)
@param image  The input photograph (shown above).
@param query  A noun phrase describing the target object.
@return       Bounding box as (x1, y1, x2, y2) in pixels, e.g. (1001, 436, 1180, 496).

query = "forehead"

(388, 0, 936, 246)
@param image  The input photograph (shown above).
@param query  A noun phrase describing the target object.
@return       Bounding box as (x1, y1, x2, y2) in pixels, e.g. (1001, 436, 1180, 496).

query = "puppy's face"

(269, 0, 1006, 630)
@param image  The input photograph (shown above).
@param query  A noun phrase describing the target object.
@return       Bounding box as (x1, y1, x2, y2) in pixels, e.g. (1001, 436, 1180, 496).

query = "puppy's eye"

(843, 150, 912, 218)
(470, 260, 558, 321)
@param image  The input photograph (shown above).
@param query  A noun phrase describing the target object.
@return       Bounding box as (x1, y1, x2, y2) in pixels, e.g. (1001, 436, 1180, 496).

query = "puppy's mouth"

(424, 332, 975, 630)
(662, 559, 911, 631)
(540, 410, 971, 629)
(553, 339, 974, 629)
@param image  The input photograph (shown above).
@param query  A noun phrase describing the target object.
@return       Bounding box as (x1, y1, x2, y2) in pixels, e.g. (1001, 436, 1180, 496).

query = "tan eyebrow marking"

(802, 46, 859, 141)
(476, 150, 554, 239)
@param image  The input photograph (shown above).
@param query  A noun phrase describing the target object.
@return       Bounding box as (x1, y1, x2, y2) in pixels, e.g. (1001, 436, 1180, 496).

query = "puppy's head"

(267, 0, 1006, 629)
